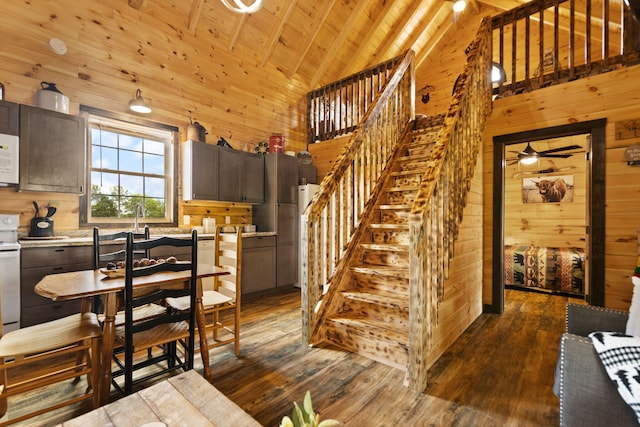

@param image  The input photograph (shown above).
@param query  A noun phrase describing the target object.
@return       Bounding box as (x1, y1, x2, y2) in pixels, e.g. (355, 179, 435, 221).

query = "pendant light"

(129, 89, 151, 114)
(221, 0, 263, 14)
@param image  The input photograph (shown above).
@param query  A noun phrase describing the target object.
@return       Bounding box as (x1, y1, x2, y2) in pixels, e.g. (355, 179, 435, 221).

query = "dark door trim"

(489, 118, 606, 314)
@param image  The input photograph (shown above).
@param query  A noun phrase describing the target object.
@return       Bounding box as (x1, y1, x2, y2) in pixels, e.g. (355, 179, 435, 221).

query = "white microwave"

(0, 133, 19, 185)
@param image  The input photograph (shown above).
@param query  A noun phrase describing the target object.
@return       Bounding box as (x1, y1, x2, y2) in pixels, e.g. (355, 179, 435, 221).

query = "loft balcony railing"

(306, 54, 405, 144)
(492, 0, 640, 97)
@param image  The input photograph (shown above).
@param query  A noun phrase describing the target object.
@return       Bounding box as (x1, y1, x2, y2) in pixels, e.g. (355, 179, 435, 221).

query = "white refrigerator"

(297, 184, 320, 288)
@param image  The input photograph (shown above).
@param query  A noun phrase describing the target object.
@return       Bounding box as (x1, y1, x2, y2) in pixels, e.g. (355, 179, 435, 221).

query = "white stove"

(0, 214, 20, 332)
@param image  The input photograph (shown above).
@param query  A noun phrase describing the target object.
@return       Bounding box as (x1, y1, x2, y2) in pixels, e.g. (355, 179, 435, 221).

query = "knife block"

(29, 217, 54, 237)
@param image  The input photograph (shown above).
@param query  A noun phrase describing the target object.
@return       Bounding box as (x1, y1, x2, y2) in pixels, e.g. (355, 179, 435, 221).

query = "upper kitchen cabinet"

(183, 140, 219, 201)
(19, 105, 85, 193)
(218, 147, 264, 204)
(273, 153, 299, 204)
(0, 100, 19, 135)
(182, 141, 264, 203)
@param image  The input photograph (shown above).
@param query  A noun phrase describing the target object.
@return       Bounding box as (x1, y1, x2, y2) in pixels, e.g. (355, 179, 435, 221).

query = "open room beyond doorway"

(491, 119, 606, 314)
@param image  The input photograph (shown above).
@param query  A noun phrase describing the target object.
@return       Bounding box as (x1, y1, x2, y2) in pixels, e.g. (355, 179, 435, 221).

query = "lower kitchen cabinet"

(242, 235, 276, 294)
(20, 246, 92, 327)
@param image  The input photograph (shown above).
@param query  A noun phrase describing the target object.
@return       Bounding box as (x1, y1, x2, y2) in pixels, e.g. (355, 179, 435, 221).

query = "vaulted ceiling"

(128, 0, 520, 89)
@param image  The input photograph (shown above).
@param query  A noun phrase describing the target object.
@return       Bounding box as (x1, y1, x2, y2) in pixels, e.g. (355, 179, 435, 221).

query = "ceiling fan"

(507, 142, 583, 165)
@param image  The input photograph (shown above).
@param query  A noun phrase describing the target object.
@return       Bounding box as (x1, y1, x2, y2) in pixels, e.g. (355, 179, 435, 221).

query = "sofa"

(557, 303, 638, 426)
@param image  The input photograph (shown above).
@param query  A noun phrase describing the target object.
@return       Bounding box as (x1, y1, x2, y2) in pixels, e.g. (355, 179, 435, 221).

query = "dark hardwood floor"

(10, 288, 578, 426)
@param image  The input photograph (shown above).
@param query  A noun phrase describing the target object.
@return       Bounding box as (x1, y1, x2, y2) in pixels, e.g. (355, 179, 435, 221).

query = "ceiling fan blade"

(537, 144, 582, 155)
(539, 153, 573, 158)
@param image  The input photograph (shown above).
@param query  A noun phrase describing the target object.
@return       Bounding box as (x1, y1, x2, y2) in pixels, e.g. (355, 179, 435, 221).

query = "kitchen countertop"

(18, 231, 276, 248)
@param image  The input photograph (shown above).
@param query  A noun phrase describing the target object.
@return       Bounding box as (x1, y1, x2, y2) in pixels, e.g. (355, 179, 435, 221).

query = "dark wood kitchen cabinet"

(182, 141, 264, 203)
(0, 100, 19, 135)
(242, 235, 276, 294)
(19, 105, 85, 193)
(253, 153, 299, 287)
(20, 246, 92, 327)
(183, 139, 220, 201)
(218, 147, 264, 204)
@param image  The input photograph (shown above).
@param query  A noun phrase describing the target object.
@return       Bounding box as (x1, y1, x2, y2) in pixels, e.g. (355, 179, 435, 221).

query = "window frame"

(79, 106, 179, 228)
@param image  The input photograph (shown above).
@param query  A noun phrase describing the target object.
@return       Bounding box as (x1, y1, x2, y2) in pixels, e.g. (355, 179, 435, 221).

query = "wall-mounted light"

(491, 62, 506, 84)
(129, 89, 151, 114)
(221, 0, 263, 13)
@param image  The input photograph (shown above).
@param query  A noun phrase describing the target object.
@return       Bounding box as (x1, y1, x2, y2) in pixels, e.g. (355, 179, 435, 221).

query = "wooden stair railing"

(492, 0, 640, 97)
(307, 54, 405, 144)
(301, 50, 416, 345)
(407, 17, 493, 392)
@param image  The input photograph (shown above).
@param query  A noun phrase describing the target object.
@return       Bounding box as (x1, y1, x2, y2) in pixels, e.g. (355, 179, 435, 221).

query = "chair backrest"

(214, 226, 242, 301)
(123, 230, 198, 387)
(93, 226, 150, 270)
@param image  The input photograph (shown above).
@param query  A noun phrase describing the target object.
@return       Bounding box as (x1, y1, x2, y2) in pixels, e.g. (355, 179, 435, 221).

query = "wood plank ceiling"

(126, 0, 522, 90)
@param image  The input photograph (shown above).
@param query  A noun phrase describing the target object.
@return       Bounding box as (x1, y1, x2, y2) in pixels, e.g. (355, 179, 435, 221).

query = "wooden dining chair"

(167, 226, 242, 356)
(92, 226, 164, 325)
(0, 312, 102, 425)
(92, 225, 150, 270)
(111, 231, 198, 395)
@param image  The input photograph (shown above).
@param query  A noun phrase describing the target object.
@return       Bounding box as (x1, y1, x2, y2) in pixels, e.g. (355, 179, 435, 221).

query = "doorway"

(490, 119, 606, 314)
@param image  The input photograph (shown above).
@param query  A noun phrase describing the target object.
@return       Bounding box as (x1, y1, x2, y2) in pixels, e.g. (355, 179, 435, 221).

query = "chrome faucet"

(134, 203, 144, 233)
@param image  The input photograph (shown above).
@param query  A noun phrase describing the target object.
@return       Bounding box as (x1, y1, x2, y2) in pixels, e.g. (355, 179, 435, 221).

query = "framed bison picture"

(522, 175, 574, 203)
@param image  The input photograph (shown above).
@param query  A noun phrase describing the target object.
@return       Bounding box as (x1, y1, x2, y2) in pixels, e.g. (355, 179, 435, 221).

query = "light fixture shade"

(129, 89, 151, 114)
(519, 143, 539, 164)
(453, 0, 466, 12)
(221, 0, 263, 13)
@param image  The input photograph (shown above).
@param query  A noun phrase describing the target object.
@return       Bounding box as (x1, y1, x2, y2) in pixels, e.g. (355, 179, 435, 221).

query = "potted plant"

(280, 391, 339, 427)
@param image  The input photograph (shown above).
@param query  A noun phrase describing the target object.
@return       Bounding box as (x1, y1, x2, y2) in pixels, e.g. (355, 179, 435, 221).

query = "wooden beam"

(310, 0, 371, 88)
(397, 1, 440, 56)
(261, 0, 298, 67)
(228, 13, 248, 52)
(415, 9, 454, 70)
(341, 0, 401, 76)
(287, 0, 337, 80)
(188, 0, 204, 33)
(128, 0, 146, 10)
(375, 0, 428, 65)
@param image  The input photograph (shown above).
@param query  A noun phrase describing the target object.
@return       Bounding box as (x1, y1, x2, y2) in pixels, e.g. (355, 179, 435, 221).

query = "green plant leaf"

(292, 402, 306, 426)
(303, 390, 315, 418)
(318, 420, 340, 427)
(280, 416, 294, 427)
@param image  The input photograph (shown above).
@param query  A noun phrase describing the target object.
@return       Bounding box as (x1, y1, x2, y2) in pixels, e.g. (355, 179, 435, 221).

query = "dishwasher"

(198, 239, 216, 291)
(0, 214, 21, 332)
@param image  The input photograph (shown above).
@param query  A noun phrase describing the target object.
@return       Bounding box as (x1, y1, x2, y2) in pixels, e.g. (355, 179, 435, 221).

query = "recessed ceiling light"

(48, 38, 67, 55)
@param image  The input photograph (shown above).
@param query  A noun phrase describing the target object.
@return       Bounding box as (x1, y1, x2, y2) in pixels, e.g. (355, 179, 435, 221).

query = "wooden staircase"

(323, 117, 443, 370)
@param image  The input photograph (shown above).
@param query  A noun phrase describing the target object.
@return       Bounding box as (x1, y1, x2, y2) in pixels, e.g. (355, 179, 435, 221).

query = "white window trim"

(80, 107, 178, 227)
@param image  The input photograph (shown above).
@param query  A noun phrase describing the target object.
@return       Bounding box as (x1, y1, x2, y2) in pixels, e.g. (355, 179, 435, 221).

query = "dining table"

(56, 369, 261, 426)
(35, 264, 230, 406)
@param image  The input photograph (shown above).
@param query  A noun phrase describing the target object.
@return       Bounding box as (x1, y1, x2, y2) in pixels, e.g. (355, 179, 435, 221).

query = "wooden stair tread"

(341, 290, 409, 310)
(386, 185, 419, 192)
(368, 223, 409, 230)
(359, 243, 409, 252)
(351, 265, 409, 279)
(328, 316, 409, 342)
(378, 204, 412, 210)
(390, 169, 425, 177)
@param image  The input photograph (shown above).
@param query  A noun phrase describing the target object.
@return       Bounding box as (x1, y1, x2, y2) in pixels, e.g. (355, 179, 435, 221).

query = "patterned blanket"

(504, 245, 585, 294)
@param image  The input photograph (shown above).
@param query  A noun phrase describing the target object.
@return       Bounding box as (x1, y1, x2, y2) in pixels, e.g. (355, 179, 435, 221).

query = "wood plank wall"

(483, 64, 640, 310)
(0, 1, 310, 232)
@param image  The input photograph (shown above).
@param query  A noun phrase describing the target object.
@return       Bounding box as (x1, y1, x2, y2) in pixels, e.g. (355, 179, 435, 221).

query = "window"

(81, 107, 178, 226)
